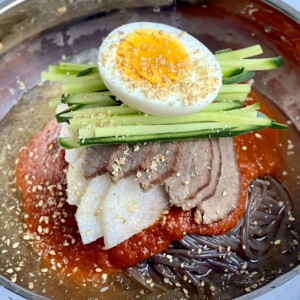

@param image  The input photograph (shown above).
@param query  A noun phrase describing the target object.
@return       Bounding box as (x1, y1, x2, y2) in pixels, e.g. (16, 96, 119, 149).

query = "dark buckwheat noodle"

(126, 176, 293, 296)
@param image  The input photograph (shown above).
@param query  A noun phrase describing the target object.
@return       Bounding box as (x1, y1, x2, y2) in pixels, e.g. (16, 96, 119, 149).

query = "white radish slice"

(60, 122, 83, 164)
(66, 154, 86, 206)
(101, 176, 169, 249)
(65, 147, 83, 165)
(75, 174, 111, 244)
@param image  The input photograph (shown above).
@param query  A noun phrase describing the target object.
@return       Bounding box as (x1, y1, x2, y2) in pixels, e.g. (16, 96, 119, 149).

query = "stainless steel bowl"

(0, 0, 299, 299)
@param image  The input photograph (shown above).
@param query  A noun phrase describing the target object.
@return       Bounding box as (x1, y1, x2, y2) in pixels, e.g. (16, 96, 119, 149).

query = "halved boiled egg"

(98, 22, 222, 116)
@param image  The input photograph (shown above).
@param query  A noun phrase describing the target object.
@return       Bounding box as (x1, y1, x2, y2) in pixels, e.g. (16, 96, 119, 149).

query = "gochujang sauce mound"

(15, 116, 282, 280)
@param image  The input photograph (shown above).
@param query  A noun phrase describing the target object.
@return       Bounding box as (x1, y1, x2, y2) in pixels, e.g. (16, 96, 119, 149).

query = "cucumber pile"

(43, 45, 286, 149)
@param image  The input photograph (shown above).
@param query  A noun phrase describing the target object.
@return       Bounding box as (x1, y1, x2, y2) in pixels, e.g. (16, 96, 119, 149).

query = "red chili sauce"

(15, 95, 283, 281)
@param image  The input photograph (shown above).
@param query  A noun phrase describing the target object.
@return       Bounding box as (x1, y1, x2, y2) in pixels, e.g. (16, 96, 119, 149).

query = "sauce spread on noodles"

(15, 93, 282, 281)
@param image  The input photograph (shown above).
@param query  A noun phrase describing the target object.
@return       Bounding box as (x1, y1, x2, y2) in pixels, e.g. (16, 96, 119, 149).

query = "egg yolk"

(116, 29, 189, 86)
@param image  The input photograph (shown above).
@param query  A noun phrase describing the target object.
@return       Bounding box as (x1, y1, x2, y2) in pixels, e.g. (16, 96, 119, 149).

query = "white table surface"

(0, 0, 299, 300)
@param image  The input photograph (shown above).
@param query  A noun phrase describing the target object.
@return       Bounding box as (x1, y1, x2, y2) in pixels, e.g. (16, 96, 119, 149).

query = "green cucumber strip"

(42, 71, 100, 83)
(256, 112, 288, 130)
(221, 67, 244, 77)
(224, 102, 260, 113)
(219, 56, 284, 70)
(270, 122, 288, 129)
(202, 100, 244, 111)
(59, 137, 80, 149)
(56, 104, 85, 123)
(219, 84, 251, 94)
(61, 101, 244, 123)
(78, 124, 272, 146)
(108, 112, 273, 127)
(214, 48, 232, 54)
(56, 103, 106, 123)
(59, 63, 97, 71)
(90, 122, 233, 138)
(61, 105, 137, 119)
(41, 72, 77, 82)
(215, 93, 248, 102)
(222, 71, 255, 84)
(61, 91, 113, 105)
(223, 110, 257, 117)
(77, 67, 99, 77)
(78, 123, 272, 146)
(69, 110, 272, 130)
(68, 124, 271, 148)
(65, 101, 244, 120)
(48, 66, 78, 75)
(78, 128, 95, 139)
(48, 98, 61, 108)
(79, 128, 236, 146)
(62, 78, 106, 94)
(215, 45, 263, 60)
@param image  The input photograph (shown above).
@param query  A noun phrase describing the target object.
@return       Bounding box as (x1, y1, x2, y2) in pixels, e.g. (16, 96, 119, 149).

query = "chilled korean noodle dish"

(1, 12, 299, 300)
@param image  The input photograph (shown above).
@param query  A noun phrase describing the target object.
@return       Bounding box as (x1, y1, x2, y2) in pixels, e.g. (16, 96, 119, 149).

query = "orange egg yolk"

(116, 29, 189, 86)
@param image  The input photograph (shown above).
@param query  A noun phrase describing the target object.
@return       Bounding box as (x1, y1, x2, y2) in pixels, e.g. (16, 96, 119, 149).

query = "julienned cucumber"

(61, 91, 114, 105)
(215, 45, 263, 60)
(69, 108, 267, 130)
(78, 124, 267, 146)
(59, 120, 285, 148)
(78, 121, 260, 139)
(43, 44, 287, 148)
(222, 71, 255, 84)
(59, 101, 244, 121)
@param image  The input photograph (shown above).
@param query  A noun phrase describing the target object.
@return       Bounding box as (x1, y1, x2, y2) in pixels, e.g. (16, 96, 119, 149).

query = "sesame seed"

(49, 250, 56, 255)
(28, 282, 34, 289)
(56, 6, 67, 13)
(41, 268, 48, 273)
(12, 242, 19, 248)
(289, 215, 296, 222)
(255, 133, 262, 139)
(242, 262, 248, 270)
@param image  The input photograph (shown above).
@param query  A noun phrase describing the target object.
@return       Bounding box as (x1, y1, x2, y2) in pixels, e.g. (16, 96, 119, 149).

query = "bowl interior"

(0, 0, 300, 299)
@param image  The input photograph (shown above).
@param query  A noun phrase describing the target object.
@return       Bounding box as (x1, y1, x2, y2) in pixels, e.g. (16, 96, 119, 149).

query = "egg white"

(98, 22, 222, 116)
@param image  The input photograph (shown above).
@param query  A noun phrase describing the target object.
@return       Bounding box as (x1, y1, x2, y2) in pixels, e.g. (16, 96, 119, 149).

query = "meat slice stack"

(200, 138, 241, 224)
(82, 138, 241, 225)
(165, 139, 213, 207)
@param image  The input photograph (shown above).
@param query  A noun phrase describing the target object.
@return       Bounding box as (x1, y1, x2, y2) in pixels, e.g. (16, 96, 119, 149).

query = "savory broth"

(1, 1, 300, 299)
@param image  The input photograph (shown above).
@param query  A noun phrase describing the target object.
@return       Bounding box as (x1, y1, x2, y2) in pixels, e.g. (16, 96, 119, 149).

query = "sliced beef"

(83, 144, 129, 179)
(137, 142, 184, 191)
(199, 138, 241, 224)
(181, 138, 221, 210)
(111, 143, 160, 183)
(166, 139, 213, 206)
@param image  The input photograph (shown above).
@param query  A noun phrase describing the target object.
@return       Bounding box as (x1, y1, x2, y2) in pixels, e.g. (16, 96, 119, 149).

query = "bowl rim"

(0, 0, 299, 299)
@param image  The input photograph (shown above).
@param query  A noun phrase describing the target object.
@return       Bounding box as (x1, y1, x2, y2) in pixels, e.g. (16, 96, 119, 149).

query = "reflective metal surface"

(0, 1, 300, 299)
